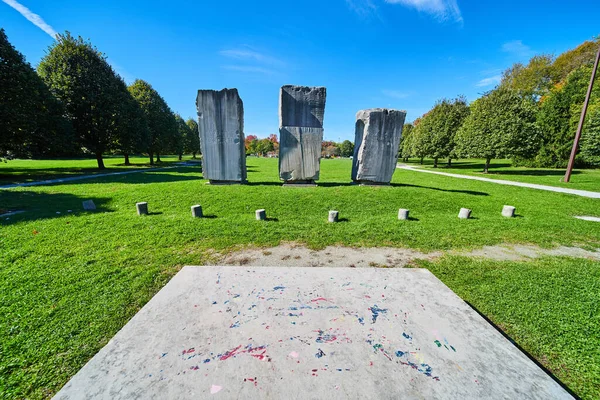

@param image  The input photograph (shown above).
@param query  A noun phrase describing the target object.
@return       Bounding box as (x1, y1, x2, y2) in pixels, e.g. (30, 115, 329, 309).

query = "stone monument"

(278, 85, 327, 185)
(351, 108, 406, 185)
(196, 89, 247, 184)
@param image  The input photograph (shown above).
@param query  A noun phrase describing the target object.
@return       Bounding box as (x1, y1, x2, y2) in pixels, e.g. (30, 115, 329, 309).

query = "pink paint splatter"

(289, 351, 299, 358)
(210, 385, 222, 394)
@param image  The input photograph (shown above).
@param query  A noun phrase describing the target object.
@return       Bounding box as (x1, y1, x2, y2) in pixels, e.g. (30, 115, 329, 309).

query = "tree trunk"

(434, 158, 438, 168)
(192, 152, 197, 159)
(484, 157, 491, 173)
(156, 153, 162, 162)
(178, 154, 182, 161)
(420, 157, 424, 165)
(448, 158, 452, 167)
(96, 152, 105, 170)
(124, 153, 130, 166)
(149, 152, 154, 165)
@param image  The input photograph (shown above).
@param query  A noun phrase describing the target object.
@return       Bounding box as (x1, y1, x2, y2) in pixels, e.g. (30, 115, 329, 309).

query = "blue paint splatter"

(315, 349, 326, 358)
(160, 352, 168, 358)
(357, 317, 365, 325)
(274, 286, 286, 290)
(203, 358, 211, 363)
(288, 313, 301, 317)
(402, 332, 412, 340)
(369, 305, 388, 323)
(395, 350, 406, 357)
(212, 301, 217, 305)
(230, 321, 240, 328)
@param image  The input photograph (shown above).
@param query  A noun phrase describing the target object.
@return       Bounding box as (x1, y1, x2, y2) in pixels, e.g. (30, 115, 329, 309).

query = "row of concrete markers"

(195, 85, 407, 185)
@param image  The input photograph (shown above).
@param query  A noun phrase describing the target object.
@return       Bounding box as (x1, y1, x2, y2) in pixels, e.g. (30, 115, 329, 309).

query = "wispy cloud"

(219, 46, 284, 76)
(219, 47, 284, 66)
(384, 0, 462, 23)
(476, 75, 501, 87)
(222, 65, 278, 75)
(501, 40, 533, 58)
(382, 89, 410, 99)
(2, 0, 57, 38)
(345, 0, 378, 17)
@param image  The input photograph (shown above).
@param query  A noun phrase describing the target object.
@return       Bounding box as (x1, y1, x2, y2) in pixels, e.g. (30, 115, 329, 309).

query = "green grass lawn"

(421, 256, 600, 400)
(1, 157, 599, 398)
(0, 155, 191, 185)
(403, 158, 600, 192)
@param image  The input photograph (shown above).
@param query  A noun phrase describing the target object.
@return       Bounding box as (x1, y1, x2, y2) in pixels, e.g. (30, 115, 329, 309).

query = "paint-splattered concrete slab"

(55, 267, 572, 399)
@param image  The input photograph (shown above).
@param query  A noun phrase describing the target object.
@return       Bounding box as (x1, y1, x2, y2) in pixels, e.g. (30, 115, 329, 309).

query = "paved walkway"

(397, 164, 600, 199)
(0, 163, 195, 190)
(55, 266, 572, 399)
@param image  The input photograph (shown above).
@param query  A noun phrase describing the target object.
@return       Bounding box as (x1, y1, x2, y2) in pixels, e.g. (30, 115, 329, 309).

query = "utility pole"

(564, 45, 600, 182)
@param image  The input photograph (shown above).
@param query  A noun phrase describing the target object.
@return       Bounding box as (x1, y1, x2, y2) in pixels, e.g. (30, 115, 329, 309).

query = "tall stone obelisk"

(278, 85, 327, 185)
(196, 89, 247, 184)
(352, 108, 406, 185)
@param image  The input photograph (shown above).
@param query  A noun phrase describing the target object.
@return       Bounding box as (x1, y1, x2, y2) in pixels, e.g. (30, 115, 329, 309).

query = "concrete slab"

(55, 267, 571, 400)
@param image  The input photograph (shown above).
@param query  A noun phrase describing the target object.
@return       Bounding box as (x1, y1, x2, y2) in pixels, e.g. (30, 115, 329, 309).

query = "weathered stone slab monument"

(351, 108, 406, 185)
(196, 89, 246, 184)
(278, 85, 327, 185)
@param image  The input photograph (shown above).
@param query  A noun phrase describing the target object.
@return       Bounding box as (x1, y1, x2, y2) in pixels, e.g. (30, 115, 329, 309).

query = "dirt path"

(213, 242, 600, 267)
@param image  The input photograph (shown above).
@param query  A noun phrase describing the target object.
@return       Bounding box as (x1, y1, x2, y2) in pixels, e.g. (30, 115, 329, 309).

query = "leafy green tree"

(0, 28, 73, 160)
(580, 104, 600, 166)
(173, 114, 191, 160)
(38, 32, 125, 169)
(128, 79, 176, 164)
(455, 88, 540, 172)
(416, 97, 469, 167)
(409, 117, 430, 164)
(536, 64, 600, 167)
(552, 38, 600, 83)
(500, 55, 556, 99)
(339, 140, 354, 158)
(185, 118, 200, 158)
(113, 79, 148, 165)
(399, 123, 414, 162)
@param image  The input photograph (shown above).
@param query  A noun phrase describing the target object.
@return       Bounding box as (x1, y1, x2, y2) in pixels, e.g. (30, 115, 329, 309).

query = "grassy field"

(1, 157, 599, 398)
(0, 155, 189, 185)
(403, 158, 600, 192)
(422, 256, 600, 400)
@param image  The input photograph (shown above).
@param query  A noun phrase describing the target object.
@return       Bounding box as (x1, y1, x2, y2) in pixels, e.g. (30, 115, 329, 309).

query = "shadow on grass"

(0, 165, 203, 186)
(0, 190, 113, 223)
(201, 215, 218, 219)
(391, 183, 489, 196)
(487, 169, 581, 177)
(464, 300, 579, 399)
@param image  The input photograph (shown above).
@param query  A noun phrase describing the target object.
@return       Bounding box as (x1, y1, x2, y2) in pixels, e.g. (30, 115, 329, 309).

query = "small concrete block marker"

(328, 210, 339, 223)
(256, 209, 266, 221)
(502, 205, 516, 218)
(458, 208, 472, 219)
(191, 205, 203, 218)
(82, 200, 96, 211)
(398, 208, 410, 220)
(136, 202, 148, 216)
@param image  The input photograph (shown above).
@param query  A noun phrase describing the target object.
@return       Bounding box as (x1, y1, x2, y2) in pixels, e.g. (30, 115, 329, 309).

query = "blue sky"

(2, 0, 599, 141)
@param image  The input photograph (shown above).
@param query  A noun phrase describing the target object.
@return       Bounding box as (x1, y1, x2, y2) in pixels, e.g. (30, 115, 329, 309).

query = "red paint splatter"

(311, 297, 328, 303)
(364, 295, 371, 299)
(219, 345, 242, 361)
(369, 361, 373, 366)
(182, 348, 195, 355)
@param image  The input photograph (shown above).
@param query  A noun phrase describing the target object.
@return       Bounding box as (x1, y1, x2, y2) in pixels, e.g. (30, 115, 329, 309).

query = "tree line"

(400, 37, 600, 172)
(0, 29, 200, 168)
